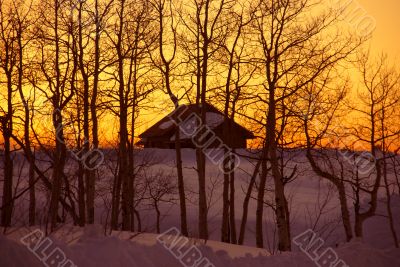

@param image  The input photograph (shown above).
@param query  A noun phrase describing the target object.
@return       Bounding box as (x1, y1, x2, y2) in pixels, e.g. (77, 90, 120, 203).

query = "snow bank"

(0, 235, 42, 267)
(1, 227, 399, 267)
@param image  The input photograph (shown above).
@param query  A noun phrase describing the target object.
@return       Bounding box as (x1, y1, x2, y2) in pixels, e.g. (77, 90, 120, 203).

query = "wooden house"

(137, 103, 254, 149)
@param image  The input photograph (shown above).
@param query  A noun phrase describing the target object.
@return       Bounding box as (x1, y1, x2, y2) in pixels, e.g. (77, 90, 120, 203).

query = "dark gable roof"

(139, 103, 254, 139)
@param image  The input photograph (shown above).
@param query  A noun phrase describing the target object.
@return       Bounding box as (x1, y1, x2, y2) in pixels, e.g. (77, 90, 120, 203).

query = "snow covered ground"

(0, 225, 399, 267)
(1, 149, 399, 266)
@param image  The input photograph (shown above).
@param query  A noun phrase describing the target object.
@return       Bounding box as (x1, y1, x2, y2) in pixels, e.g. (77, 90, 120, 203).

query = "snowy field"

(1, 148, 399, 266)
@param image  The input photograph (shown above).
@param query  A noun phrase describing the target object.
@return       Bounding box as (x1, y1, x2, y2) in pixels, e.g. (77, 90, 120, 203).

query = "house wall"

(143, 130, 248, 149)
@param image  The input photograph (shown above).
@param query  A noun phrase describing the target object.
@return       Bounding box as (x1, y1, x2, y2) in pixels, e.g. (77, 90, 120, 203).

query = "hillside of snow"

(1, 225, 399, 267)
(1, 149, 400, 266)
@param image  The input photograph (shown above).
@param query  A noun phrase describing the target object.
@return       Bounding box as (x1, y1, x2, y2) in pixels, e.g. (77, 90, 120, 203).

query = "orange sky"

(358, 0, 400, 58)
(2, 0, 399, 147)
(135, 0, 400, 144)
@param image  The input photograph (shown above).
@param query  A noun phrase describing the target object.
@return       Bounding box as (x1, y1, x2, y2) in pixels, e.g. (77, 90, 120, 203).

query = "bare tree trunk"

(48, 0, 63, 232)
(337, 183, 353, 241)
(1, 112, 13, 227)
(47, 0, 76, 231)
(155, 202, 161, 234)
(256, 154, 268, 248)
(49, 110, 68, 231)
(197, 9, 209, 239)
(13, 12, 36, 226)
(76, 104, 86, 226)
(153, 0, 188, 235)
(0, 9, 15, 226)
(24, 78, 36, 227)
(383, 156, 399, 247)
(239, 159, 261, 244)
(353, 161, 381, 238)
(174, 123, 188, 236)
(76, 1, 94, 225)
(28, 151, 36, 226)
(221, 48, 234, 243)
(119, 75, 130, 232)
(129, 104, 136, 232)
(221, 150, 230, 242)
(134, 209, 142, 232)
(67, 11, 86, 226)
(87, 0, 104, 226)
(353, 178, 363, 238)
(195, 22, 209, 236)
(229, 159, 237, 244)
(196, 120, 208, 239)
(77, 163, 86, 226)
(267, 96, 291, 251)
(304, 125, 353, 241)
(193, 0, 228, 239)
(114, 0, 131, 231)
(91, 0, 101, 157)
(111, 167, 122, 229)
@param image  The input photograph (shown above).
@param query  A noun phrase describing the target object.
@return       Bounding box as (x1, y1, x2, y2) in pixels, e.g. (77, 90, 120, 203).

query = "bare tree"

(0, 0, 18, 227)
(300, 74, 354, 242)
(178, 0, 233, 240)
(12, 0, 37, 226)
(32, 0, 76, 231)
(150, 0, 189, 236)
(351, 51, 400, 241)
(107, 0, 154, 231)
(238, 157, 262, 245)
(252, 0, 361, 250)
(216, 2, 255, 244)
(144, 170, 177, 233)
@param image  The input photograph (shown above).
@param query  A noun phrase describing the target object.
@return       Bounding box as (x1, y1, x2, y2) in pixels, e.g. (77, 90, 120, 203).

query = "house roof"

(139, 103, 254, 140)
